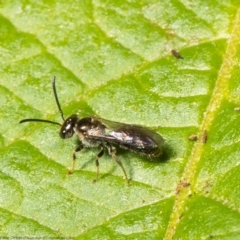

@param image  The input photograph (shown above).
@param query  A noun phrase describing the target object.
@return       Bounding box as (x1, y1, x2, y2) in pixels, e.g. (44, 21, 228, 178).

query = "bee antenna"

(19, 119, 62, 126)
(52, 76, 65, 121)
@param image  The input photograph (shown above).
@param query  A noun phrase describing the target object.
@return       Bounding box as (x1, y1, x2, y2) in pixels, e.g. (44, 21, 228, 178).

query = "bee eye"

(66, 123, 72, 130)
(60, 126, 74, 139)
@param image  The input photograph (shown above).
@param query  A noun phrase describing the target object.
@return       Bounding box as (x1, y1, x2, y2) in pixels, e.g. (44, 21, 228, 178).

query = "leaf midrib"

(164, 8, 240, 240)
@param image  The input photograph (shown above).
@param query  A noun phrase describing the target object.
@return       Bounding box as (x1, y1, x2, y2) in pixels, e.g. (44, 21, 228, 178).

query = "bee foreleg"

(93, 146, 104, 183)
(68, 144, 84, 174)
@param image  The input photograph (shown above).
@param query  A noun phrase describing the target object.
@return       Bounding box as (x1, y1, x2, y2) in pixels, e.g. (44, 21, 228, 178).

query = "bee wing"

(88, 118, 164, 149)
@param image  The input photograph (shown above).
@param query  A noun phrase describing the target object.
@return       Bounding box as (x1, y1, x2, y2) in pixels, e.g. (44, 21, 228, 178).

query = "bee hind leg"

(105, 143, 130, 185)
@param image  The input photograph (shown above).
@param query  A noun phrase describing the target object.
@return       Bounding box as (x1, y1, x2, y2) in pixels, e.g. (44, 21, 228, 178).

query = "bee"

(20, 77, 164, 184)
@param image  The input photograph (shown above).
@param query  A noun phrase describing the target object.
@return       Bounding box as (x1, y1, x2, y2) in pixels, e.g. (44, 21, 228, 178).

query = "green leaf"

(0, 1, 240, 239)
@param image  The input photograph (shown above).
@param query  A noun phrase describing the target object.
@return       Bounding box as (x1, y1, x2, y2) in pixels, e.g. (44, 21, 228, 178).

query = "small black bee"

(20, 77, 164, 184)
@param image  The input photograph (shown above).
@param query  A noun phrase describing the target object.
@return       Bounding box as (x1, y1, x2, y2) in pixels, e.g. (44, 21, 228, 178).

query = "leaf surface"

(0, 1, 240, 239)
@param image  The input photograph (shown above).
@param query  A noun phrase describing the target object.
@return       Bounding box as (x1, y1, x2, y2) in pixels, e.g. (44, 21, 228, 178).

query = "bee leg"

(106, 144, 130, 185)
(93, 146, 104, 183)
(68, 144, 84, 174)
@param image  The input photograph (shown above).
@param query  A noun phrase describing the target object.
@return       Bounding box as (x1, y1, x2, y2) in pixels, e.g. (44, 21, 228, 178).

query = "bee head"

(19, 77, 79, 140)
(60, 114, 78, 139)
